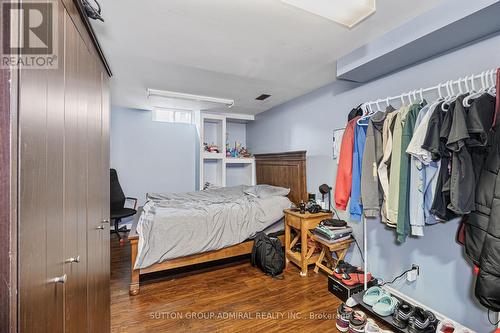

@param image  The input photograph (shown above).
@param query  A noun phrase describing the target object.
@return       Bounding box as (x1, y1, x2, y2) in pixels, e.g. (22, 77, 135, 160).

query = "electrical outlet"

(411, 264, 420, 276)
(407, 264, 420, 282)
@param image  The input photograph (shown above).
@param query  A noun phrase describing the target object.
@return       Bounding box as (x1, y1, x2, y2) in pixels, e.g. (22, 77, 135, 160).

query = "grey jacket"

(361, 111, 388, 217)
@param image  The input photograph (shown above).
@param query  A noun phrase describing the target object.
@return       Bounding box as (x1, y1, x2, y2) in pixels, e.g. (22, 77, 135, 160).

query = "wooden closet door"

(86, 42, 110, 333)
(100, 72, 111, 332)
(18, 2, 65, 332)
(63, 10, 87, 333)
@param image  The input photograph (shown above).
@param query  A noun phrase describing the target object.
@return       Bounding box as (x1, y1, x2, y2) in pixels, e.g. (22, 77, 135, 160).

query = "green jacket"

(396, 103, 424, 243)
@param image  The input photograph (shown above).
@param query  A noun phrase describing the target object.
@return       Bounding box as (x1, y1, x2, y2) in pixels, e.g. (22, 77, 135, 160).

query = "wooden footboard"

(129, 227, 284, 295)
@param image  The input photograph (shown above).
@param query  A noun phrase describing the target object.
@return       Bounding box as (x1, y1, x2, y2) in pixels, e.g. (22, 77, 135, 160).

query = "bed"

(128, 151, 307, 295)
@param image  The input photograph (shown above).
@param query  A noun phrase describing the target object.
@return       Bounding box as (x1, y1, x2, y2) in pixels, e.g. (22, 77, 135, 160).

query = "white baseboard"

(382, 285, 476, 333)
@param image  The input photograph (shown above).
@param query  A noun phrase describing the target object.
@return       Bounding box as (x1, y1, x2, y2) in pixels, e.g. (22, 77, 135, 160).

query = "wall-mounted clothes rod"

(363, 68, 498, 112)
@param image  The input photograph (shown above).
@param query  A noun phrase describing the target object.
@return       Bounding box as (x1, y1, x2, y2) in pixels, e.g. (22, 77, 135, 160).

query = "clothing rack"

(357, 68, 498, 328)
(362, 69, 498, 113)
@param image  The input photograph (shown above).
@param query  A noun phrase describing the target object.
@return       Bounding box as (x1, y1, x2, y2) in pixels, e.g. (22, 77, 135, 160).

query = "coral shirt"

(335, 116, 360, 211)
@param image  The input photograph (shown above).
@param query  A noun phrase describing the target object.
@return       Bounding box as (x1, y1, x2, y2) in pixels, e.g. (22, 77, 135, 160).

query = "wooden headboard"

(254, 151, 307, 205)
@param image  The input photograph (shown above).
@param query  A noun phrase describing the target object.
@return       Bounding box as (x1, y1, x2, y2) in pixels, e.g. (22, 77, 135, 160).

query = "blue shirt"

(350, 123, 367, 221)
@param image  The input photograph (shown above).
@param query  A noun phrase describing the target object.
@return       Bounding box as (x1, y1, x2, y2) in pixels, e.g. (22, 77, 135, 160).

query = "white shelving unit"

(199, 113, 256, 189)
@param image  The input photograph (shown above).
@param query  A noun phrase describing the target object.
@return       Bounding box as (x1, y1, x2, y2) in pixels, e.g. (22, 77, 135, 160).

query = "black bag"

(251, 232, 285, 278)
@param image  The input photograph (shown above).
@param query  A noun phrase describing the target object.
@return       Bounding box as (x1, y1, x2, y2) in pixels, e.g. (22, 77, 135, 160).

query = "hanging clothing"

(466, 93, 497, 184)
(378, 109, 399, 224)
(465, 119, 500, 311)
(463, 68, 500, 312)
(348, 105, 363, 122)
(396, 103, 425, 243)
(350, 122, 368, 221)
(361, 111, 389, 218)
(387, 105, 411, 227)
(424, 100, 459, 221)
(335, 116, 361, 211)
(406, 103, 439, 236)
(446, 95, 475, 215)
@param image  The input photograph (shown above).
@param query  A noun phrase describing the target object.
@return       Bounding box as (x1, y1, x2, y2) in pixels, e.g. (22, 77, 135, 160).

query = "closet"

(5, 0, 111, 332)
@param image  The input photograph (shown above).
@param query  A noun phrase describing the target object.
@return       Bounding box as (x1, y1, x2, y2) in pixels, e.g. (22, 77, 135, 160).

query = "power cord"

(351, 235, 364, 263)
(379, 268, 414, 286)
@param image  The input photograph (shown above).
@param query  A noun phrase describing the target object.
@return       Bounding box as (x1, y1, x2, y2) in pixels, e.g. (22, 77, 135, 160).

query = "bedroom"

(2, 0, 500, 332)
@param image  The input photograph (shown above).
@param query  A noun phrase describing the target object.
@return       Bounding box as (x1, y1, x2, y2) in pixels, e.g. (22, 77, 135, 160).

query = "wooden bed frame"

(128, 151, 307, 295)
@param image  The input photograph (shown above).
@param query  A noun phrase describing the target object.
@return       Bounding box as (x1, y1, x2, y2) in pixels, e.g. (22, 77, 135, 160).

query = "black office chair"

(110, 168, 137, 241)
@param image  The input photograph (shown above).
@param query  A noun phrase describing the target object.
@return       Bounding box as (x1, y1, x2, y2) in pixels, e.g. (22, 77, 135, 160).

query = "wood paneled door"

(12, 0, 112, 332)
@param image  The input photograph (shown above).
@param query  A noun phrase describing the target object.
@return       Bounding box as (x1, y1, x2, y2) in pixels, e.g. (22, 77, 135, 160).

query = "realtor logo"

(1, 0, 58, 69)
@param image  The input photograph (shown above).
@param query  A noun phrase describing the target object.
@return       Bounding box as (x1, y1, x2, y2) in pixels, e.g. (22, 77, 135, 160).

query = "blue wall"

(247, 34, 500, 331)
(110, 107, 197, 205)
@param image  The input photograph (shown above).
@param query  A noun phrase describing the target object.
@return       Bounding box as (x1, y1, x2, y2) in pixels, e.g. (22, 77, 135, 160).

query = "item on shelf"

(436, 321, 455, 333)
(333, 260, 360, 280)
(328, 275, 377, 302)
(392, 301, 415, 329)
(336, 303, 354, 332)
(313, 225, 352, 244)
(364, 318, 380, 333)
(319, 183, 332, 211)
(299, 200, 306, 214)
(372, 294, 399, 317)
(306, 201, 322, 214)
(363, 286, 387, 306)
(407, 307, 438, 333)
(204, 142, 220, 153)
(226, 140, 253, 158)
(320, 218, 347, 229)
(348, 310, 367, 333)
(341, 269, 373, 286)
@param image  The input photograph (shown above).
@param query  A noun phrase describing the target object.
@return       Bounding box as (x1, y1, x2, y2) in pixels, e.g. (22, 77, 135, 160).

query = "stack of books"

(313, 219, 352, 244)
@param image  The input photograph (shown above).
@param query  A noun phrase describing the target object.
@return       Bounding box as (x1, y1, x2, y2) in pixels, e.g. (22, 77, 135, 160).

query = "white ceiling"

(92, 0, 442, 115)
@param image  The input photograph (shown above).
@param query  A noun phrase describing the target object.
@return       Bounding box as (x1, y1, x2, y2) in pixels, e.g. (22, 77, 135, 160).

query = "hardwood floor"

(110, 234, 372, 333)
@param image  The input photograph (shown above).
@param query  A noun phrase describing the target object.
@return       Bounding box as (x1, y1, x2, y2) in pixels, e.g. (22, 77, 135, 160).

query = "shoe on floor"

(392, 300, 414, 329)
(341, 270, 373, 286)
(333, 260, 359, 280)
(436, 320, 455, 333)
(362, 286, 386, 306)
(336, 303, 354, 332)
(372, 294, 399, 317)
(407, 307, 437, 333)
(364, 318, 380, 333)
(348, 310, 367, 333)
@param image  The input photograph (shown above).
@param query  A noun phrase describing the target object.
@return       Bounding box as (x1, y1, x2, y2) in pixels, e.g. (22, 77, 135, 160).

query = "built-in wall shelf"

(203, 152, 224, 160)
(225, 157, 255, 164)
(199, 113, 256, 189)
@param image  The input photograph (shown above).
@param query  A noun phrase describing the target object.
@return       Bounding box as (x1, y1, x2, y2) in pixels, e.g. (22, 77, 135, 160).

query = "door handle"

(66, 255, 80, 263)
(97, 225, 105, 230)
(50, 274, 67, 284)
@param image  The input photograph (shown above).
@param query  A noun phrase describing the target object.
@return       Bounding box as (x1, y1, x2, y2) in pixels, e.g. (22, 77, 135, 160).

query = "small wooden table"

(312, 236, 353, 276)
(284, 209, 332, 277)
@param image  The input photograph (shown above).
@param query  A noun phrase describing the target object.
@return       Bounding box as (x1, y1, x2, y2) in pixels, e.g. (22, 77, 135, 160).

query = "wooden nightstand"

(283, 209, 332, 277)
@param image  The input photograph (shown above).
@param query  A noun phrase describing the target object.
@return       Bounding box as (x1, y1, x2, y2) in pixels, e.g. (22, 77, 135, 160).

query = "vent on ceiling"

(255, 94, 271, 101)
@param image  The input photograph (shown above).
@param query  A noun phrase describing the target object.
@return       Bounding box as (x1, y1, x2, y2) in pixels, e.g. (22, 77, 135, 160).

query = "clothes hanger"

(357, 103, 372, 126)
(464, 72, 488, 107)
(442, 81, 452, 111)
(488, 69, 496, 96)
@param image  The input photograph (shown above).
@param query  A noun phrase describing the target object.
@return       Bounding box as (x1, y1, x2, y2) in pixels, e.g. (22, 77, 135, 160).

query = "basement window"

(152, 107, 192, 124)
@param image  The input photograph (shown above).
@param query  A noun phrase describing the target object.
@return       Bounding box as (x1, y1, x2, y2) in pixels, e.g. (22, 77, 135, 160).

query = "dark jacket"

(465, 123, 500, 311)
(465, 72, 500, 311)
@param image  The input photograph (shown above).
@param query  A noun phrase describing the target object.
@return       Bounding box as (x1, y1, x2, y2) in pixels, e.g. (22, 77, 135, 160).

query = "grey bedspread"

(135, 185, 292, 269)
